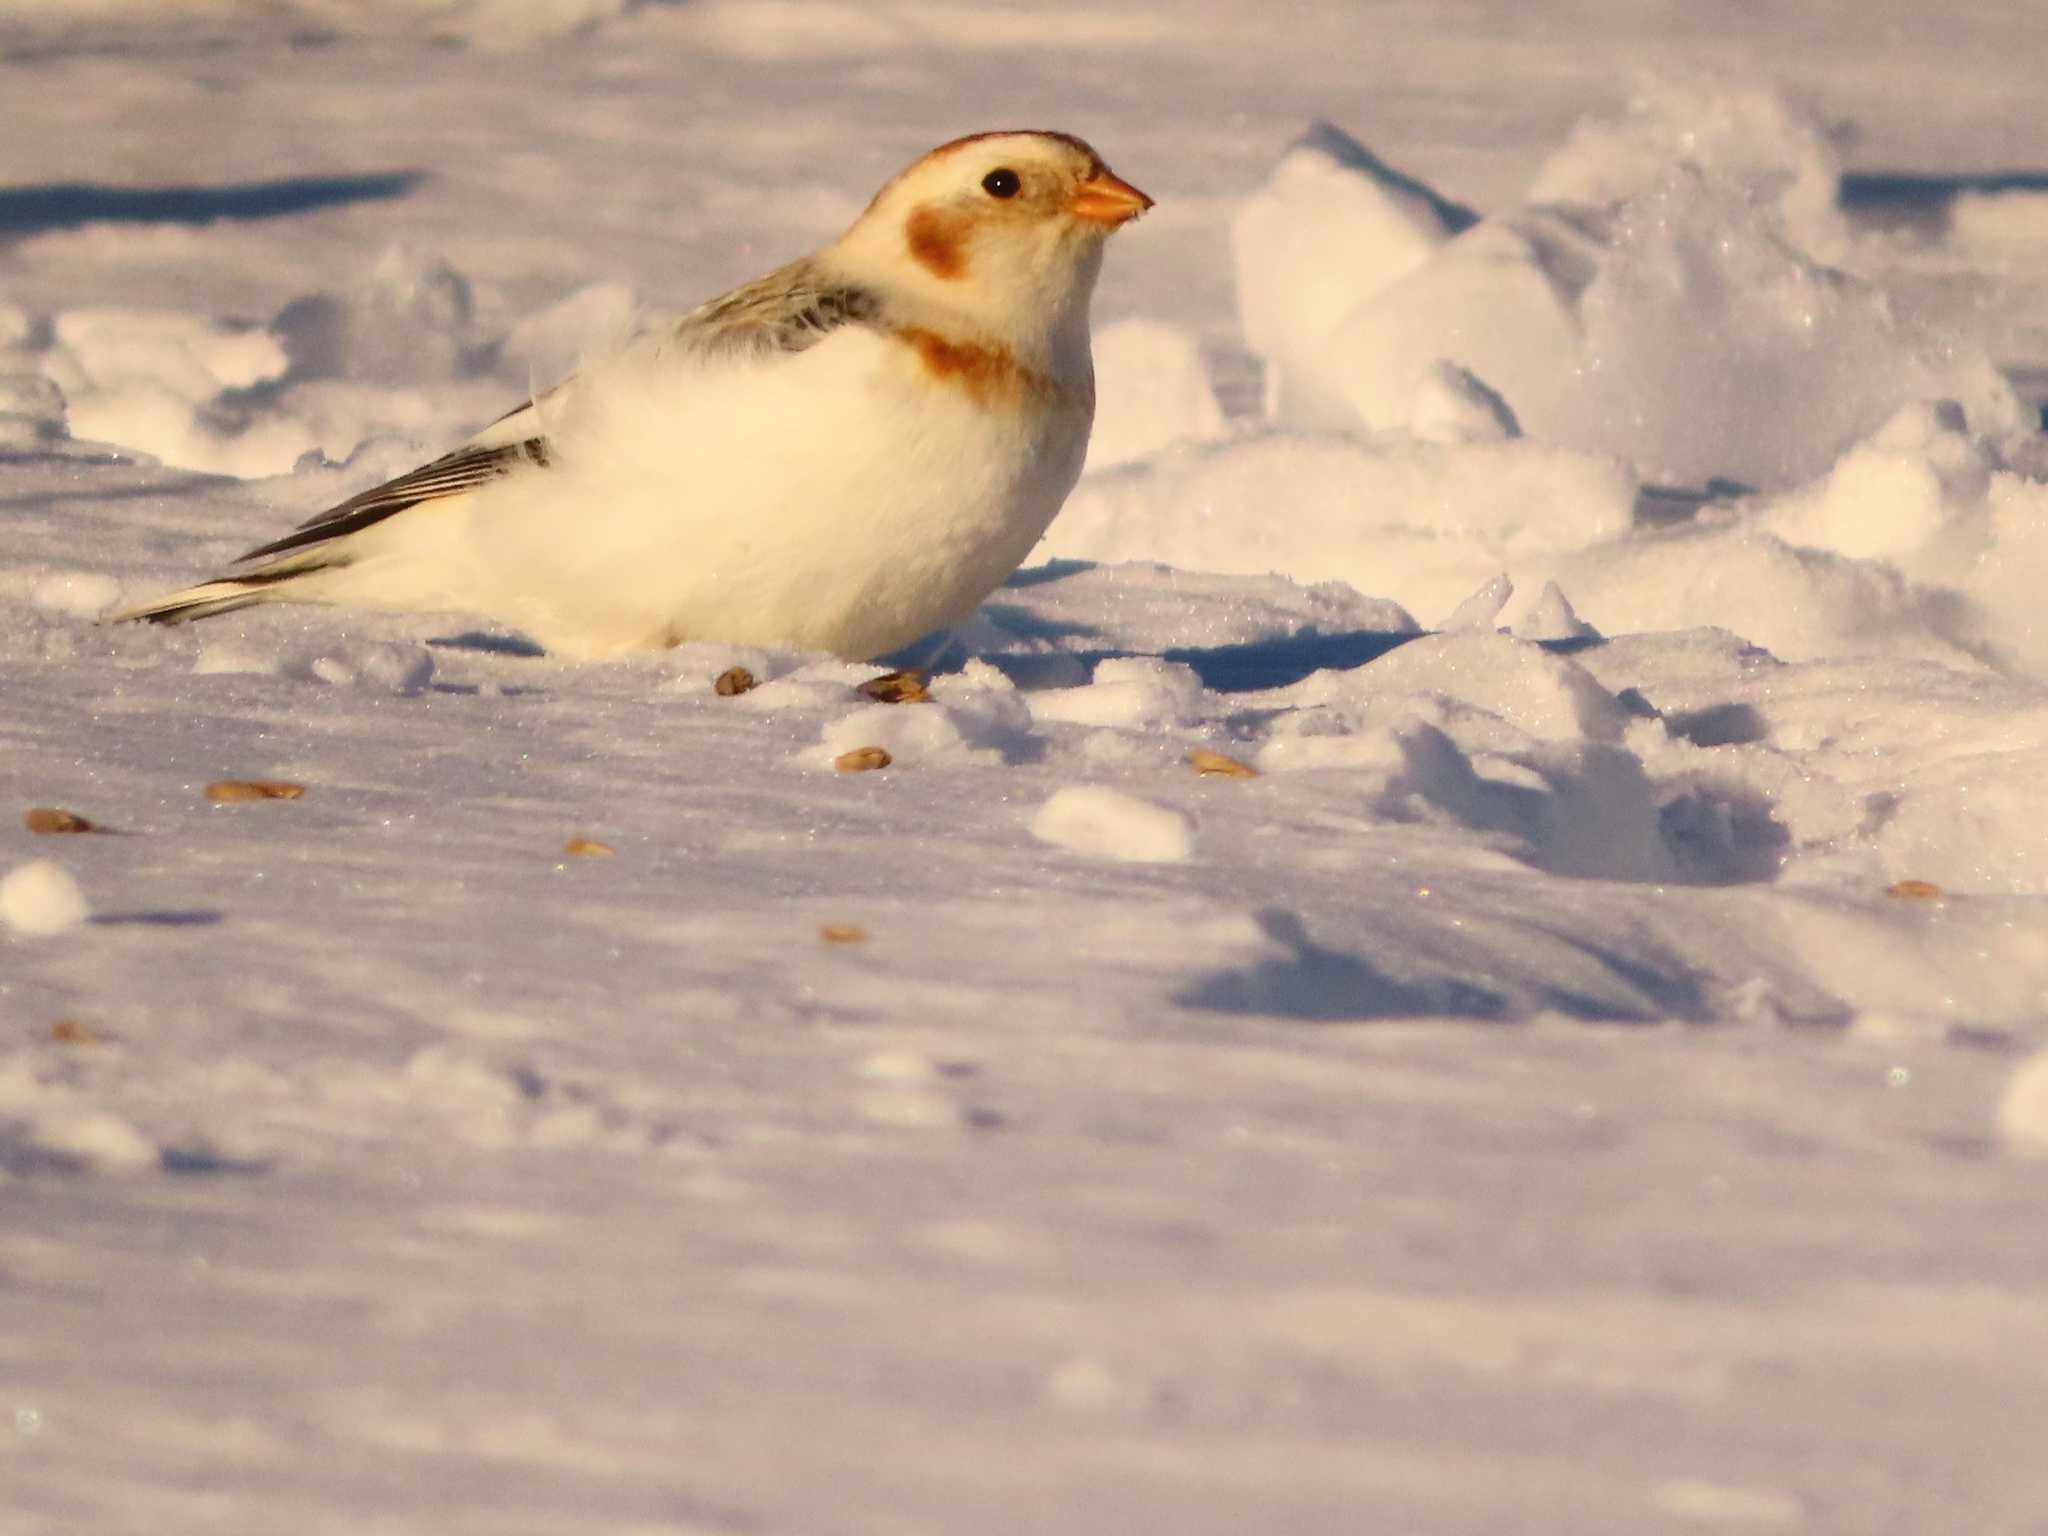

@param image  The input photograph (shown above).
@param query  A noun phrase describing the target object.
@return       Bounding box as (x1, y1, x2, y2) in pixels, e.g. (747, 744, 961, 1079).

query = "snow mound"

(1529, 74, 1849, 256)
(815, 662, 1034, 767)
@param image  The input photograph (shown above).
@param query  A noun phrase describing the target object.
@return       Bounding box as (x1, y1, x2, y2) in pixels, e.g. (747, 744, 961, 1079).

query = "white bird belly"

(317, 327, 1091, 658)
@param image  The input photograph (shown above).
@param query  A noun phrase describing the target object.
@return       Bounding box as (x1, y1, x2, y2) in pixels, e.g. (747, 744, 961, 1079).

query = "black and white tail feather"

(110, 436, 554, 625)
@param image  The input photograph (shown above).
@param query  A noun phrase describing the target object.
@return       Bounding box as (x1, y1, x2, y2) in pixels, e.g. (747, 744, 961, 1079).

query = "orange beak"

(1068, 166, 1154, 228)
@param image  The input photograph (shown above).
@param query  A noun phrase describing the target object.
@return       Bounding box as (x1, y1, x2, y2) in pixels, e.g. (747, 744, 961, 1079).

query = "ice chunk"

(1356, 631, 1629, 744)
(1232, 121, 1475, 422)
(1511, 581, 1601, 643)
(1764, 400, 1991, 562)
(1438, 574, 1512, 633)
(1253, 87, 2032, 489)
(1530, 74, 1849, 256)
(1407, 359, 1519, 445)
(1031, 786, 1194, 862)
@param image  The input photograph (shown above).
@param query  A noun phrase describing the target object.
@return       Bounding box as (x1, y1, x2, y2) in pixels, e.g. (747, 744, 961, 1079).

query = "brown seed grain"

(205, 779, 306, 803)
(1189, 749, 1260, 779)
(714, 666, 758, 697)
(834, 746, 892, 773)
(857, 669, 931, 704)
(563, 837, 616, 858)
(24, 807, 96, 834)
(820, 923, 868, 944)
(203, 782, 303, 806)
(1886, 879, 1943, 900)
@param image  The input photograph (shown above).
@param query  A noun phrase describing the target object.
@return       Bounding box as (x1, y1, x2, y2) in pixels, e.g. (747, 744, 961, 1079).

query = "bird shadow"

(0, 171, 425, 239)
(1839, 168, 2048, 237)
(89, 910, 225, 928)
(426, 630, 547, 657)
(977, 561, 1419, 693)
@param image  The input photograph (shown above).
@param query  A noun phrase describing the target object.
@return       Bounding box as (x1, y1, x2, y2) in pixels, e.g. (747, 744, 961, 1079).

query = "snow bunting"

(113, 131, 1151, 658)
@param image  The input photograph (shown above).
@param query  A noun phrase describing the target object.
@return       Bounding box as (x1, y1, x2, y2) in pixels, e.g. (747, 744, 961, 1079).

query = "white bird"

(112, 130, 1151, 659)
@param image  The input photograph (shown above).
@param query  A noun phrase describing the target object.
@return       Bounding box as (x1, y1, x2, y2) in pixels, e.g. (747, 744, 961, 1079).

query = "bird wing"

(236, 437, 550, 563)
(667, 258, 883, 359)
(234, 263, 883, 566)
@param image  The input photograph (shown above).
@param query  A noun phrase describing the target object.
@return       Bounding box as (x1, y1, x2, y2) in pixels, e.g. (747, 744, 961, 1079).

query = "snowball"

(30, 571, 120, 619)
(31, 1111, 159, 1175)
(1028, 657, 1206, 730)
(1031, 786, 1194, 863)
(1085, 318, 1225, 471)
(1, 859, 92, 936)
(1232, 121, 1473, 421)
(1997, 1048, 2048, 1154)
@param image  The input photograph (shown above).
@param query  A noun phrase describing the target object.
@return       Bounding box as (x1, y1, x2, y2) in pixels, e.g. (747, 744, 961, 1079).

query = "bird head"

(831, 130, 1151, 355)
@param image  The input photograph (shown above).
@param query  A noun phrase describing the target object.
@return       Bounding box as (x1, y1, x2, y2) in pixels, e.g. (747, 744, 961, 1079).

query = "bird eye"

(981, 168, 1021, 199)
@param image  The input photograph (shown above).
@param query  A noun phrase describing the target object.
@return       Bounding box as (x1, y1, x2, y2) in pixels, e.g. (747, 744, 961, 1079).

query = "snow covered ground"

(7, 3, 2048, 1531)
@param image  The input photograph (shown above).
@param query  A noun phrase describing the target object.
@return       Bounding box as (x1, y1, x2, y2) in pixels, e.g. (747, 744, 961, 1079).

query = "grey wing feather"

(669, 259, 883, 359)
(237, 436, 550, 563)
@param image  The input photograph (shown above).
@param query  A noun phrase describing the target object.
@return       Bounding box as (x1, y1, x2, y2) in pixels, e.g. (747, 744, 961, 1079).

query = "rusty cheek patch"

(905, 206, 971, 280)
(896, 326, 1053, 407)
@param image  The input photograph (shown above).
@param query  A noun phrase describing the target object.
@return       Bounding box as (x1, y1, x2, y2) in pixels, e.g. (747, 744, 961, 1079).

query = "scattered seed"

(1886, 879, 1943, 899)
(205, 780, 306, 803)
(834, 746, 892, 773)
(714, 666, 758, 697)
(820, 923, 868, 944)
(563, 837, 616, 858)
(1189, 749, 1259, 779)
(49, 1018, 102, 1046)
(23, 807, 96, 834)
(857, 669, 931, 704)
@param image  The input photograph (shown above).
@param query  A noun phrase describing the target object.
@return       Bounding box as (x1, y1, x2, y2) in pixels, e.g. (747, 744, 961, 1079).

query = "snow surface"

(7, 3, 2048, 1533)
